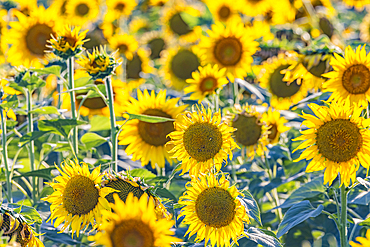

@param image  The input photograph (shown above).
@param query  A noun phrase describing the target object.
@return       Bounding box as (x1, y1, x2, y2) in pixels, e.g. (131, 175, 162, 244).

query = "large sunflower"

(323, 45, 370, 107)
(293, 102, 370, 186)
(42, 160, 116, 237)
(161, 46, 202, 91)
(225, 104, 270, 159)
(259, 53, 308, 110)
(178, 172, 250, 247)
(88, 193, 180, 247)
(167, 105, 238, 176)
(197, 20, 259, 82)
(65, 0, 99, 26)
(5, 6, 60, 68)
(261, 108, 290, 144)
(118, 89, 187, 168)
(184, 64, 228, 103)
(205, 0, 242, 24)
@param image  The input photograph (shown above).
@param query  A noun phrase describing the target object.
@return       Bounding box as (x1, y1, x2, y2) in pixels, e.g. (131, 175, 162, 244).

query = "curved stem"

(68, 57, 78, 159)
(105, 76, 118, 171)
(26, 90, 36, 204)
(0, 108, 12, 202)
(340, 184, 348, 247)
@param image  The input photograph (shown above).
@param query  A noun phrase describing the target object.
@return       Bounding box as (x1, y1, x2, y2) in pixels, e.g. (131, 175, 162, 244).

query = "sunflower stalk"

(26, 89, 36, 204)
(105, 76, 118, 171)
(340, 184, 349, 247)
(68, 57, 79, 159)
(0, 106, 12, 202)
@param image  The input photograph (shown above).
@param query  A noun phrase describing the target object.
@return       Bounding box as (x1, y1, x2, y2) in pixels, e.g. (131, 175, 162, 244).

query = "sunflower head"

(88, 193, 180, 247)
(106, 0, 137, 19)
(167, 104, 238, 176)
(261, 108, 290, 144)
(108, 33, 138, 60)
(65, 0, 99, 26)
(48, 25, 88, 59)
(77, 46, 121, 80)
(178, 172, 250, 247)
(42, 159, 117, 238)
(293, 102, 370, 186)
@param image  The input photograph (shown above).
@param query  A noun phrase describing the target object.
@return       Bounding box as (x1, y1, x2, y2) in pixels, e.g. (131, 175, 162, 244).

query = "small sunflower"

(88, 193, 180, 247)
(205, 0, 242, 24)
(48, 25, 88, 59)
(184, 64, 228, 103)
(100, 14, 120, 39)
(5, 6, 60, 68)
(162, 3, 202, 44)
(102, 171, 172, 220)
(140, 31, 168, 60)
(167, 105, 238, 176)
(106, 0, 137, 19)
(161, 46, 202, 91)
(351, 229, 370, 247)
(49, 0, 68, 19)
(261, 108, 291, 144)
(129, 17, 152, 34)
(225, 104, 269, 159)
(360, 13, 370, 42)
(239, 0, 272, 16)
(342, 0, 370, 10)
(259, 53, 309, 110)
(108, 33, 138, 60)
(118, 89, 187, 168)
(197, 20, 259, 82)
(42, 160, 117, 237)
(11, 0, 37, 16)
(65, 0, 99, 26)
(293, 102, 370, 186)
(178, 172, 250, 247)
(323, 45, 370, 107)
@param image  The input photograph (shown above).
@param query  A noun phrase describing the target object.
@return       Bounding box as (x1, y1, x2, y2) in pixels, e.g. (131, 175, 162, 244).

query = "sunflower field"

(4, 0, 370, 246)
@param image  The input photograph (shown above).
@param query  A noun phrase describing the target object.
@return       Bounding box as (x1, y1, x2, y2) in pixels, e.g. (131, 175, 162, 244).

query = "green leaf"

(30, 65, 61, 77)
(179, 12, 199, 28)
(0, 95, 18, 109)
(277, 176, 325, 209)
(19, 71, 46, 92)
(81, 132, 107, 149)
(155, 188, 178, 203)
(30, 106, 60, 115)
(126, 113, 174, 123)
(240, 190, 262, 226)
(38, 119, 87, 138)
(130, 168, 156, 179)
(12, 167, 56, 181)
(75, 77, 93, 88)
(239, 227, 283, 247)
(357, 177, 370, 189)
(7, 204, 42, 224)
(19, 131, 48, 147)
(90, 115, 111, 131)
(349, 191, 370, 205)
(277, 200, 324, 238)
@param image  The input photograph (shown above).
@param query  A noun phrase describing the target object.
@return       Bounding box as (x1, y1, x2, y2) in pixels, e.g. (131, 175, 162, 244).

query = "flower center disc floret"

(342, 64, 370, 94)
(233, 114, 262, 146)
(110, 219, 155, 247)
(214, 37, 242, 66)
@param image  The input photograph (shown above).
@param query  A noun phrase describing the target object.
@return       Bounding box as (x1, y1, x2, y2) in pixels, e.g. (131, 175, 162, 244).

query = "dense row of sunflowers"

(2, 0, 370, 246)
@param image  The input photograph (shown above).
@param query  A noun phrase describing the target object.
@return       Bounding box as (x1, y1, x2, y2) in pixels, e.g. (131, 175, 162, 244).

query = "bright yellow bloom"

(178, 172, 250, 247)
(42, 160, 116, 238)
(88, 193, 180, 247)
(239, 0, 272, 17)
(293, 102, 370, 186)
(118, 89, 187, 168)
(262, 108, 291, 144)
(342, 0, 370, 10)
(167, 105, 238, 176)
(106, 0, 137, 19)
(108, 33, 138, 60)
(65, 0, 99, 26)
(351, 229, 370, 247)
(323, 45, 370, 107)
(204, 0, 242, 24)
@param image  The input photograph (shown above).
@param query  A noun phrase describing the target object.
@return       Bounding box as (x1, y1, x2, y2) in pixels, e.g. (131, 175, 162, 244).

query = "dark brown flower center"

(218, 6, 231, 19)
(342, 64, 370, 94)
(114, 3, 126, 12)
(200, 77, 218, 93)
(302, 59, 328, 78)
(118, 44, 128, 55)
(269, 64, 301, 98)
(126, 54, 143, 79)
(25, 23, 53, 56)
(76, 3, 89, 16)
(171, 50, 200, 80)
(214, 37, 243, 66)
(169, 13, 192, 36)
(111, 220, 154, 247)
(148, 38, 165, 60)
(232, 114, 262, 147)
(268, 123, 278, 141)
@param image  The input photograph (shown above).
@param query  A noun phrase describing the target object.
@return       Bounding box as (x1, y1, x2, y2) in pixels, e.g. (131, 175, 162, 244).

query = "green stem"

(340, 184, 348, 247)
(0, 108, 12, 202)
(322, 210, 340, 228)
(105, 76, 118, 171)
(68, 57, 78, 158)
(26, 90, 36, 204)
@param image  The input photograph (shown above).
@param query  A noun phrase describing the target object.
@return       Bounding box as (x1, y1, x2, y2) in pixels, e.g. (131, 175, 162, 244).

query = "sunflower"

(12, 0, 37, 16)
(351, 229, 370, 247)
(0, 206, 43, 247)
(65, 0, 99, 26)
(293, 102, 370, 186)
(245, 20, 274, 41)
(5, 6, 60, 68)
(149, 0, 168, 6)
(129, 17, 152, 34)
(261, 108, 291, 144)
(108, 33, 138, 60)
(102, 171, 172, 220)
(140, 31, 168, 60)
(283, 51, 332, 91)
(323, 45, 370, 107)
(184, 64, 228, 103)
(161, 46, 202, 91)
(205, 0, 242, 24)
(225, 104, 269, 159)
(167, 105, 238, 176)
(42, 160, 117, 238)
(88, 193, 180, 247)
(106, 0, 137, 19)
(178, 172, 250, 247)
(197, 20, 259, 82)
(239, 0, 272, 16)
(162, 3, 202, 44)
(360, 13, 370, 42)
(118, 89, 187, 168)
(342, 0, 370, 10)
(259, 53, 308, 110)
(49, 0, 68, 19)
(258, 3, 289, 25)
